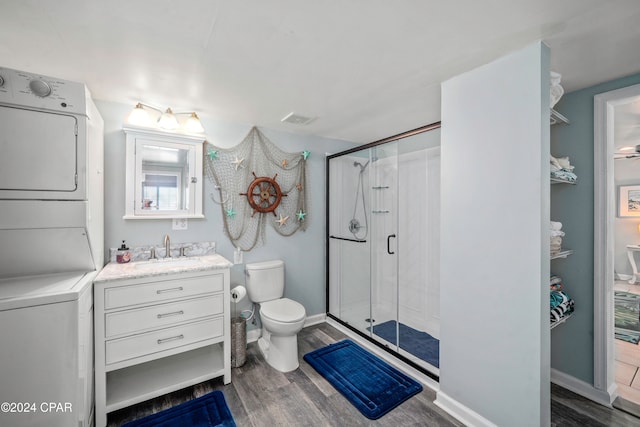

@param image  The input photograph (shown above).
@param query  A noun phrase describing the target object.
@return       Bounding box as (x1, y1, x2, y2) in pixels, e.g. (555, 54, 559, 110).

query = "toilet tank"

(245, 260, 285, 303)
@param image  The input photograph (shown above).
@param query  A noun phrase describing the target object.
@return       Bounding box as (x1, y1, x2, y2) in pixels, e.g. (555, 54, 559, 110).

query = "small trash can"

(231, 316, 247, 367)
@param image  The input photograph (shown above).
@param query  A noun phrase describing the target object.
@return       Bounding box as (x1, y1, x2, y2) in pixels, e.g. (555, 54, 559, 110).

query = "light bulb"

(127, 103, 151, 126)
(185, 112, 204, 133)
(158, 108, 179, 130)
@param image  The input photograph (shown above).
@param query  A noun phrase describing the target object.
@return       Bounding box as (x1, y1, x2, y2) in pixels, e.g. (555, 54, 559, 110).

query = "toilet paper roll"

(230, 286, 247, 303)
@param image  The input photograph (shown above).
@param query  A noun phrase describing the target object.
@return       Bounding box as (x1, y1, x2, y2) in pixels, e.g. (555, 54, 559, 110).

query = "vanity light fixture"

(127, 102, 205, 133)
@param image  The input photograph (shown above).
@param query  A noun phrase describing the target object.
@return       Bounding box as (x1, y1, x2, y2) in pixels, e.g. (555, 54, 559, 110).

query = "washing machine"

(0, 67, 104, 427)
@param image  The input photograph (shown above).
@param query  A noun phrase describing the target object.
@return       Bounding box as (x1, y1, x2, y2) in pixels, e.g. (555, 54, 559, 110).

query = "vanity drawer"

(105, 295, 223, 338)
(104, 274, 224, 309)
(105, 316, 223, 365)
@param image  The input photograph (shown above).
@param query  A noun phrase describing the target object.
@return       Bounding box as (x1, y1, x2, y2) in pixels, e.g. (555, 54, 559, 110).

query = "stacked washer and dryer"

(0, 68, 104, 427)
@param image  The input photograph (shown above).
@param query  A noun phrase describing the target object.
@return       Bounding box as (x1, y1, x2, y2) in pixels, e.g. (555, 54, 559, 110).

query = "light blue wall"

(550, 72, 640, 383)
(95, 100, 355, 319)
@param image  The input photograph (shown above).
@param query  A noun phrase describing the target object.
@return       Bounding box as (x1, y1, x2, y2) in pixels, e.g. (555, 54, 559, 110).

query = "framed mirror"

(123, 126, 204, 219)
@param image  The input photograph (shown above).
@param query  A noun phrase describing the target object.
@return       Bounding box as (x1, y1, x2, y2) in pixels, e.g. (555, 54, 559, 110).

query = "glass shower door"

(327, 147, 373, 335)
(327, 124, 441, 377)
(369, 142, 399, 350)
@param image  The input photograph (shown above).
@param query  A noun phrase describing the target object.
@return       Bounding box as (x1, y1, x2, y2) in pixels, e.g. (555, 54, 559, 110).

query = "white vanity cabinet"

(93, 263, 231, 427)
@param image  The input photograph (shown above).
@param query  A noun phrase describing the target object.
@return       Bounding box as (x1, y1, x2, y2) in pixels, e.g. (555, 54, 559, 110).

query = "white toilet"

(245, 260, 306, 372)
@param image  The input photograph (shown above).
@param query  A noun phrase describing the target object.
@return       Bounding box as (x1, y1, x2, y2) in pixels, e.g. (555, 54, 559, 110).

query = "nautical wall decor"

(204, 127, 308, 250)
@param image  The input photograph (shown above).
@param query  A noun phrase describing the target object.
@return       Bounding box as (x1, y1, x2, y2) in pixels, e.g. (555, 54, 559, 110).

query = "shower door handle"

(387, 234, 396, 255)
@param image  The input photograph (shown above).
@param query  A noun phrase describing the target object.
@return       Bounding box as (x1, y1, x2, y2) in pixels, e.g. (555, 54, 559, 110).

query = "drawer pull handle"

(157, 310, 184, 319)
(156, 286, 184, 294)
(157, 334, 184, 345)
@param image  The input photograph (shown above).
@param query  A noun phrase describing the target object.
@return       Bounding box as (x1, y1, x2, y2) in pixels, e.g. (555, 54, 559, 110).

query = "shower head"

(353, 160, 370, 172)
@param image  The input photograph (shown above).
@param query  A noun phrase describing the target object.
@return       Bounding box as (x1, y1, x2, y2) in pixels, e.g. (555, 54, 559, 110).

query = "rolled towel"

(550, 71, 564, 108)
(550, 275, 562, 285)
(550, 236, 563, 246)
(550, 221, 563, 231)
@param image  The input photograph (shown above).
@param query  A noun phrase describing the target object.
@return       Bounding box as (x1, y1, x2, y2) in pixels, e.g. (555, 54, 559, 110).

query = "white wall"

(437, 42, 550, 426)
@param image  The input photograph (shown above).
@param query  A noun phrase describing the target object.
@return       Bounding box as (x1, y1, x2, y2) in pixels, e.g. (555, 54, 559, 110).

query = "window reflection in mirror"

(140, 144, 188, 211)
(123, 126, 204, 219)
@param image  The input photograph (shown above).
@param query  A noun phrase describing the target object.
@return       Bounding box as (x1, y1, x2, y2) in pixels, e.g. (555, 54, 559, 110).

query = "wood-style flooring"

(108, 323, 640, 426)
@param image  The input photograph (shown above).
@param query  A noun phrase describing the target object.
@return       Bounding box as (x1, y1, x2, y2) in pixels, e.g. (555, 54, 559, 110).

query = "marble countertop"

(94, 254, 233, 283)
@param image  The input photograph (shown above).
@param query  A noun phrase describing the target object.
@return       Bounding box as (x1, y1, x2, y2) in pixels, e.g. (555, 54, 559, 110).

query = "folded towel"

(550, 236, 562, 246)
(550, 229, 565, 237)
(550, 299, 575, 323)
(556, 156, 574, 171)
(550, 221, 563, 231)
(550, 291, 569, 308)
(551, 170, 577, 182)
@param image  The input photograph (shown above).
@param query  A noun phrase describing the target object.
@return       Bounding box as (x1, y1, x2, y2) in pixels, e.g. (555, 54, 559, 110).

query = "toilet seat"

(260, 298, 305, 323)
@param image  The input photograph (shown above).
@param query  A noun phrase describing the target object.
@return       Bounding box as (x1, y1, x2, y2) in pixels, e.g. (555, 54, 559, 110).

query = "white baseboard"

(434, 391, 497, 427)
(245, 313, 327, 344)
(304, 313, 326, 327)
(550, 368, 615, 407)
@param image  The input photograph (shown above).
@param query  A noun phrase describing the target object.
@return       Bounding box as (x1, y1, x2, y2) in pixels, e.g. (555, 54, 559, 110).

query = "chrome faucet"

(164, 234, 171, 258)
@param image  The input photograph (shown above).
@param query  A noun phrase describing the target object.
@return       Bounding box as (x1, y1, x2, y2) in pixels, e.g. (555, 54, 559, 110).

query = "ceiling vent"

(281, 112, 316, 125)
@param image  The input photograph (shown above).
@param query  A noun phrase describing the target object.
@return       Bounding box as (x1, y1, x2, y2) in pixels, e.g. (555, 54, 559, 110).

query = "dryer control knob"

(29, 79, 52, 97)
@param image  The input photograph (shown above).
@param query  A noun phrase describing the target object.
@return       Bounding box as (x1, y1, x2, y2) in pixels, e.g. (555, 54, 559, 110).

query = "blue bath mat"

(122, 391, 236, 427)
(303, 339, 422, 419)
(369, 320, 440, 368)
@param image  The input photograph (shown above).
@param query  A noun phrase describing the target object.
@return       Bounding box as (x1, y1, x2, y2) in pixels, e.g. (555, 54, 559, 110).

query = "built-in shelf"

(550, 312, 573, 330)
(551, 109, 570, 126)
(550, 177, 576, 185)
(551, 249, 573, 260)
(106, 344, 224, 412)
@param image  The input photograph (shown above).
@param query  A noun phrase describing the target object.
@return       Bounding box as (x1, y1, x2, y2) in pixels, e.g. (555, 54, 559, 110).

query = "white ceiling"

(2, 0, 640, 143)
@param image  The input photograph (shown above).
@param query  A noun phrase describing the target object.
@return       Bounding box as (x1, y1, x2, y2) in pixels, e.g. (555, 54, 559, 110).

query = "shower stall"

(326, 123, 441, 378)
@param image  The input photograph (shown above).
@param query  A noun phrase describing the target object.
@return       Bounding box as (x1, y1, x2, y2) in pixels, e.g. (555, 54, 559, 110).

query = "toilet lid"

(261, 298, 306, 323)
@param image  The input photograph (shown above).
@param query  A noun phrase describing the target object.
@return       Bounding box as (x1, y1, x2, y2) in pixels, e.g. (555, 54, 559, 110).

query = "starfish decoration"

(296, 209, 306, 221)
(281, 159, 288, 168)
(231, 156, 245, 171)
(207, 149, 219, 160)
(225, 207, 236, 218)
(296, 183, 303, 191)
(277, 214, 289, 227)
(302, 150, 311, 160)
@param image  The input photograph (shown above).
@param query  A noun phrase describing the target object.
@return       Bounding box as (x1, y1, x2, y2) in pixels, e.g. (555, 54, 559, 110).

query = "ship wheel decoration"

(240, 172, 287, 216)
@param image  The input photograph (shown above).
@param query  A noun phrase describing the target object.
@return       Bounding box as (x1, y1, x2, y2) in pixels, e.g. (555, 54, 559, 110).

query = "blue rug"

(615, 291, 640, 344)
(303, 339, 423, 419)
(122, 391, 236, 427)
(369, 320, 440, 368)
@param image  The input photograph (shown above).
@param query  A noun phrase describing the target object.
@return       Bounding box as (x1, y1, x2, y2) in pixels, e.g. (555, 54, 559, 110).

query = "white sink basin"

(133, 257, 204, 270)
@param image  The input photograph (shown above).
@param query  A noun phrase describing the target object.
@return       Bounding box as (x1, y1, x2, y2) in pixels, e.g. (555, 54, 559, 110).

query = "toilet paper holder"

(230, 285, 246, 303)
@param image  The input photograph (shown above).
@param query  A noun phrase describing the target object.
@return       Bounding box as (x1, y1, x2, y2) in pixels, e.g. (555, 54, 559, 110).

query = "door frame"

(593, 82, 640, 403)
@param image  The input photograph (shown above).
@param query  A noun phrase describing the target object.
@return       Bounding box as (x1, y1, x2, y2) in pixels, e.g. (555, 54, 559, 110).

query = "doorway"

(594, 83, 640, 407)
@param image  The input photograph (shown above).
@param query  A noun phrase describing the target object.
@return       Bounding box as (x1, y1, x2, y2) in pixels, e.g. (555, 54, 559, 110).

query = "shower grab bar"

(329, 235, 367, 243)
(387, 234, 396, 254)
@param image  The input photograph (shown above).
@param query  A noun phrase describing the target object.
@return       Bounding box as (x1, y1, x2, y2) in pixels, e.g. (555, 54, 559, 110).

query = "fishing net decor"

(204, 127, 309, 251)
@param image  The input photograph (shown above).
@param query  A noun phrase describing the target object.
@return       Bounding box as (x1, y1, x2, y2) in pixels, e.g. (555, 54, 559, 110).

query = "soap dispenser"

(116, 241, 131, 264)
